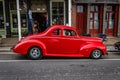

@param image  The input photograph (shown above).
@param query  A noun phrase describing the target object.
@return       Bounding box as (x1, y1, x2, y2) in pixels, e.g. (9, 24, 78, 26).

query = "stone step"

(0, 38, 18, 47)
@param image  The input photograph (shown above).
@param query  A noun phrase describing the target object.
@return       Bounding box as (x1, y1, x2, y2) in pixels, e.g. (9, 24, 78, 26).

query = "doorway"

(89, 5, 103, 37)
(32, 13, 47, 32)
(105, 5, 118, 37)
(76, 5, 87, 35)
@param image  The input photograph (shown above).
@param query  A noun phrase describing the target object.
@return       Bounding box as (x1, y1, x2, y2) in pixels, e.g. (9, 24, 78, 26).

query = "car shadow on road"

(42, 56, 89, 60)
(12, 54, 91, 60)
(17, 55, 103, 60)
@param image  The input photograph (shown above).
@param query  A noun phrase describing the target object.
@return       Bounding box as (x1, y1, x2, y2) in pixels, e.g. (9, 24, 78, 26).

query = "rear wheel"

(90, 49, 102, 59)
(28, 47, 42, 60)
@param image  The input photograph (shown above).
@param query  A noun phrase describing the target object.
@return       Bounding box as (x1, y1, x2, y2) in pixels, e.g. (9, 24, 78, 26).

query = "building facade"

(0, 0, 120, 38)
(0, 0, 68, 38)
(72, 0, 120, 37)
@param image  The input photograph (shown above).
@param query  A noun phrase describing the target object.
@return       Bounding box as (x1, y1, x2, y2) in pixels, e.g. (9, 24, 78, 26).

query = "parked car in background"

(114, 41, 120, 50)
(13, 25, 107, 60)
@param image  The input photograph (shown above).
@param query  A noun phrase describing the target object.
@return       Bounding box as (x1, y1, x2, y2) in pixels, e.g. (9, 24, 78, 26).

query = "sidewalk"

(106, 45, 119, 52)
(0, 47, 12, 52)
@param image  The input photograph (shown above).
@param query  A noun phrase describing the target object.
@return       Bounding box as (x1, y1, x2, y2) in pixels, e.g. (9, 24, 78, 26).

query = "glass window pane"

(53, 29, 61, 36)
(63, 29, 76, 36)
(94, 13, 98, 20)
(12, 14, 27, 28)
(52, 2, 64, 25)
(12, 14, 18, 28)
(21, 14, 27, 28)
(77, 6, 83, 12)
(0, 1, 4, 29)
(94, 21, 99, 29)
(105, 6, 115, 29)
(107, 6, 112, 11)
(109, 13, 114, 28)
(90, 6, 98, 11)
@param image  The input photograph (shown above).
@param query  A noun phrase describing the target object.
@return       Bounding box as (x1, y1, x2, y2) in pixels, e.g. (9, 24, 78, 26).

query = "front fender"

(79, 43, 106, 57)
(13, 40, 46, 55)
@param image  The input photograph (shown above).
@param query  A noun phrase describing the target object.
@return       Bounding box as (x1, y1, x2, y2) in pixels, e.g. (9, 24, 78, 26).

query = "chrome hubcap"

(30, 47, 41, 58)
(92, 50, 101, 58)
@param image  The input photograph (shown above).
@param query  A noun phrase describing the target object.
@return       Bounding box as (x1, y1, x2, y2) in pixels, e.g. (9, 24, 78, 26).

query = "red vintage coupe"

(13, 25, 107, 59)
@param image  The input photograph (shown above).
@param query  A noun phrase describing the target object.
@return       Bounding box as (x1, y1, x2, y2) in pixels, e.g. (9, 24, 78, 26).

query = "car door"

(60, 29, 80, 54)
(45, 28, 62, 54)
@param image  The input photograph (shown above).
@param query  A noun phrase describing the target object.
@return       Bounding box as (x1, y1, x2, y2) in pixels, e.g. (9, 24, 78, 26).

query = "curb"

(0, 50, 12, 52)
(107, 50, 120, 52)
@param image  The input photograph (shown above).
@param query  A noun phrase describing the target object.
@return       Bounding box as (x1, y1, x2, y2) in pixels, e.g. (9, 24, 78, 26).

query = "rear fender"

(26, 40, 47, 55)
(14, 40, 46, 55)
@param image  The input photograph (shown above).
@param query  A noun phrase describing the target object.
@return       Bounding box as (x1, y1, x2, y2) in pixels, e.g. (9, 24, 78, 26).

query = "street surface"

(0, 52, 120, 80)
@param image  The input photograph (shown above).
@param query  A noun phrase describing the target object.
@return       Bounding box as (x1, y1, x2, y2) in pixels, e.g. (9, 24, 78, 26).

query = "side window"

(63, 29, 76, 36)
(52, 29, 61, 36)
(71, 30, 76, 36)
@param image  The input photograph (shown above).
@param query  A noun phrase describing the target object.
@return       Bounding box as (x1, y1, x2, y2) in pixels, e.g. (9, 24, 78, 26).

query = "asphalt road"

(0, 59, 120, 80)
(0, 52, 120, 80)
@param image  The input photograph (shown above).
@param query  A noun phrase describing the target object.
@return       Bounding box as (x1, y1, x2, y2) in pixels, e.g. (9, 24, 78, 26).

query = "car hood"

(80, 36, 103, 42)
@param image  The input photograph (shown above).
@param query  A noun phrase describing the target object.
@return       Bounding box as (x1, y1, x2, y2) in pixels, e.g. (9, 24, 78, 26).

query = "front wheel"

(28, 47, 42, 60)
(90, 49, 102, 59)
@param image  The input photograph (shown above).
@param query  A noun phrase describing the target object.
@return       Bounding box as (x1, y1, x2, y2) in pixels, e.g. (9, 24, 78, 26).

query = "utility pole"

(68, 0, 71, 26)
(16, 0, 22, 40)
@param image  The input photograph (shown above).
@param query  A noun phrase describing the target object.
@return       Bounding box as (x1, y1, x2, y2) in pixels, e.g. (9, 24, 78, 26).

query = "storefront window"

(90, 6, 99, 29)
(105, 6, 114, 29)
(0, 1, 4, 29)
(12, 14, 18, 28)
(21, 14, 27, 28)
(51, 1, 65, 25)
(12, 13, 27, 28)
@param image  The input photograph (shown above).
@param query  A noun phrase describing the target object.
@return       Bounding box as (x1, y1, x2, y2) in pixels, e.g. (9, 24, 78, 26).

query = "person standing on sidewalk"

(33, 20, 40, 34)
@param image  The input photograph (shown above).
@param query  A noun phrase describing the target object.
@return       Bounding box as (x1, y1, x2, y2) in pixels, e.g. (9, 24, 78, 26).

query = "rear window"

(52, 29, 61, 36)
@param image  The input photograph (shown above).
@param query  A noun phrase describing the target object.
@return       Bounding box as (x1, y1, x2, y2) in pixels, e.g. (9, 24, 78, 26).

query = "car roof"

(50, 25, 76, 31)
